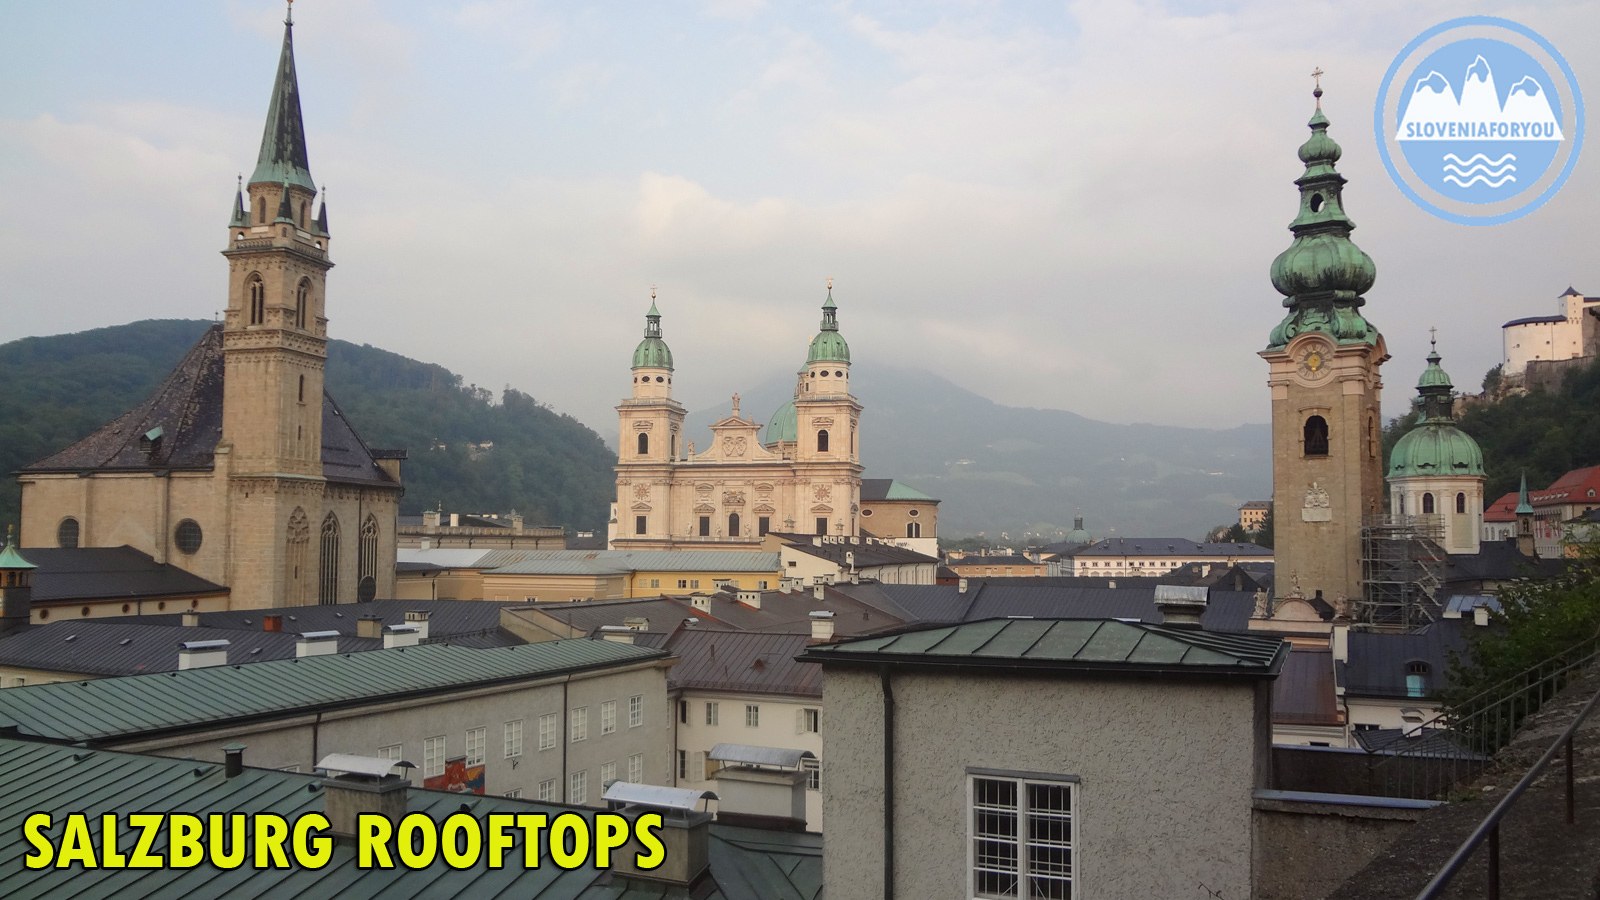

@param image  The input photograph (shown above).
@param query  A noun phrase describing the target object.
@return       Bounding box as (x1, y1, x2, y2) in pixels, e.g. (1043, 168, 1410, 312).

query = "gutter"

(881, 665, 896, 900)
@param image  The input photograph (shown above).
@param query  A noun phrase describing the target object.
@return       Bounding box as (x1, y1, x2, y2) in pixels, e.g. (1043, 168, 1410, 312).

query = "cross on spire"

(1311, 66, 1324, 107)
(1429, 326, 1437, 349)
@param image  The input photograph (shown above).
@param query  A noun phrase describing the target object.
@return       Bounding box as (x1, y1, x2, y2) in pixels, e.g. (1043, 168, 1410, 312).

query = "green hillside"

(0, 320, 614, 532)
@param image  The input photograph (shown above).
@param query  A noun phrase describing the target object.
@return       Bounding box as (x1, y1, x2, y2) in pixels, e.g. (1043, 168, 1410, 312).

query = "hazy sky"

(4, 1, 1597, 438)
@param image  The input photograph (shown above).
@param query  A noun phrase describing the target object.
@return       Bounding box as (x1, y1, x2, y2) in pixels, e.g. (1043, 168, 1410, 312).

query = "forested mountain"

(0, 320, 614, 531)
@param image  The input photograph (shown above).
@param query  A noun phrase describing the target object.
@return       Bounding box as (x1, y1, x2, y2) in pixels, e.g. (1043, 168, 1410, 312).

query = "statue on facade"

(1287, 573, 1305, 600)
(1252, 588, 1271, 619)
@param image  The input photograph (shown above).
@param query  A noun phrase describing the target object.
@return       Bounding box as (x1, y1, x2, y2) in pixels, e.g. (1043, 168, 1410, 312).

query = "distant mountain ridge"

(684, 362, 1272, 540)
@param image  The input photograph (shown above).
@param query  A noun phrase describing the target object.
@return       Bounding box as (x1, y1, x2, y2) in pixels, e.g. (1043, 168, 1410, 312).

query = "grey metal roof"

(859, 478, 937, 502)
(6, 546, 226, 604)
(0, 639, 668, 743)
(1502, 314, 1568, 327)
(800, 617, 1288, 677)
(709, 743, 814, 768)
(603, 782, 718, 810)
(666, 630, 823, 697)
(831, 583, 1256, 633)
(782, 538, 937, 568)
(1344, 621, 1473, 698)
(0, 736, 821, 900)
(398, 548, 783, 574)
(396, 548, 497, 568)
(1074, 538, 1272, 558)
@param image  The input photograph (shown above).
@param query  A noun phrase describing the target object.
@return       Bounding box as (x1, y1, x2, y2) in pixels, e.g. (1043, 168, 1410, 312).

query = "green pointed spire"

(249, 9, 315, 192)
(0, 526, 35, 572)
(1266, 82, 1379, 351)
(632, 294, 673, 370)
(314, 186, 329, 235)
(808, 280, 850, 363)
(1515, 471, 1534, 514)
(228, 175, 249, 227)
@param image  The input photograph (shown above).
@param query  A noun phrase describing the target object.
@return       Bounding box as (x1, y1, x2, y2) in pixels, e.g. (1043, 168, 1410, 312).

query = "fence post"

(1567, 734, 1577, 826)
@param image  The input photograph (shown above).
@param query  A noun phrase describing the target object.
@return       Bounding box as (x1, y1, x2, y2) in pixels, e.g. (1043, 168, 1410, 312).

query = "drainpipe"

(881, 665, 896, 900)
(562, 679, 569, 801)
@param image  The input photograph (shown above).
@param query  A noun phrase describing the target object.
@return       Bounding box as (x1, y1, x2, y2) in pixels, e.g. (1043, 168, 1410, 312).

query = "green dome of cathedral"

(1417, 348, 1451, 390)
(807, 289, 850, 363)
(632, 300, 673, 370)
(766, 400, 798, 444)
(1387, 342, 1484, 478)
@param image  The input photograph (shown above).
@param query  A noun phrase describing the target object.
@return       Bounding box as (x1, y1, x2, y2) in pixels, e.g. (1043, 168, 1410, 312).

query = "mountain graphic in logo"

(1397, 55, 1563, 143)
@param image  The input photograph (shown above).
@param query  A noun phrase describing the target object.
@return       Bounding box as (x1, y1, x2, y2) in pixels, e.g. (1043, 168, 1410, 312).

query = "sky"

(3, 0, 1598, 439)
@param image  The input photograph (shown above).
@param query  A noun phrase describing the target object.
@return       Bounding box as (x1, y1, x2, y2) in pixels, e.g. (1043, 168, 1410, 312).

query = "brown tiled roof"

(665, 629, 822, 697)
(1273, 649, 1341, 726)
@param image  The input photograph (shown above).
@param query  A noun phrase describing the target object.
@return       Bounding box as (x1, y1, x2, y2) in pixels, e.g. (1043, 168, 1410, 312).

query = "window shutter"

(692, 750, 708, 781)
(796, 707, 806, 734)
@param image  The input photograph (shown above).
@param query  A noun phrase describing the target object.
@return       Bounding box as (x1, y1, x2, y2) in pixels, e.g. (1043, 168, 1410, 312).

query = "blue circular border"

(1373, 16, 1585, 226)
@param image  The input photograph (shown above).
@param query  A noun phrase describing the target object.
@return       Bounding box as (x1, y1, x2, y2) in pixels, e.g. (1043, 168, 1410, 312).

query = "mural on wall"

(424, 757, 485, 795)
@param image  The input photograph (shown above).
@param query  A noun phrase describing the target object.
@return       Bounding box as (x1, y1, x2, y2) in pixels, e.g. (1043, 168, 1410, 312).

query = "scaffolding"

(1361, 514, 1447, 630)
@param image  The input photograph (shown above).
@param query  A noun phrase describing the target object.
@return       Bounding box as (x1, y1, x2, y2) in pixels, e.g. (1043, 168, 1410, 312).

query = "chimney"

(624, 617, 649, 632)
(810, 610, 835, 642)
(690, 595, 711, 614)
(383, 624, 421, 649)
(403, 610, 431, 640)
(1154, 585, 1208, 628)
(422, 509, 440, 532)
(357, 616, 384, 640)
(813, 583, 825, 601)
(1474, 604, 1492, 627)
(318, 754, 413, 839)
(223, 743, 246, 778)
(297, 630, 340, 657)
(958, 577, 968, 594)
(178, 639, 230, 670)
(736, 591, 761, 609)
(510, 512, 524, 535)
(450, 513, 460, 528)
(608, 803, 712, 886)
(1332, 623, 1349, 663)
(599, 625, 635, 644)
(263, 614, 283, 633)
(0, 531, 36, 634)
(181, 611, 201, 627)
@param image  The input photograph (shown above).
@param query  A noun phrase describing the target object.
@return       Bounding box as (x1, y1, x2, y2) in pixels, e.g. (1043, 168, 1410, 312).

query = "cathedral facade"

(17, 11, 402, 609)
(609, 290, 863, 550)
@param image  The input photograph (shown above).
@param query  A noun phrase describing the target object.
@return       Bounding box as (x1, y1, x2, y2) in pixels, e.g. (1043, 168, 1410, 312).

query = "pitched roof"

(1343, 621, 1472, 698)
(0, 639, 666, 743)
(0, 737, 822, 900)
(799, 617, 1287, 677)
(1503, 315, 1568, 327)
(666, 629, 822, 697)
(859, 478, 937, 502)
(1528, 465, 1600, 507)
(1075, 538, 1273, 558)
(520, 589, 904, 639)
(781, 538, 937, 568)
(400, 548, 783, 575)
(3, 546, 225, 604)
(831, 582, 1257, 633)
(1483, 490, 1521, 522)
(946, 554, 1041, 567)
(1273, 649, 1340, 726)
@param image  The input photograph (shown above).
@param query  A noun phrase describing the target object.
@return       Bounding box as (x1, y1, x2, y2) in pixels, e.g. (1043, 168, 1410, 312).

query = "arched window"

(728, 513, 741, 537)
(358, 515, 379, 603)
(286, 508, 310, 606)
(906, 522, 921, 539)
(248, 274, 266, 325)
(1456, 492, 1467, 514)
(57, 518, 80, 549)
(817, 429, 830, 453)
(298, 375, 305, 403)
(637, 432, 649, 455)
(299, 201, 307, 228)
(255, 196, 266, 224)
(1422, 493, 1435, 514)
(1303, 416, 1329, 456)
(1405, 662, 1430, 698)
(318, 514, 340, 605)
(295, 279, 309, 329)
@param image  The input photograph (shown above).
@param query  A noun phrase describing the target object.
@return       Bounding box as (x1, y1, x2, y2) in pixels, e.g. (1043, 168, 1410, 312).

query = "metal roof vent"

(317, 754, 414, 837)
(296, 630, 340, 658)
(178, 639, 229, 670)
(602, 782, 716, 887)
(382, 623, 421, 649)
(1154, 585, 1208, 628)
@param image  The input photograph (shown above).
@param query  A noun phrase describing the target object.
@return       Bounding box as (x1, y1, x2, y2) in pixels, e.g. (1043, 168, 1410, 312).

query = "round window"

(174, 519, 204, 555)
(908, 509, 920, 518)
(861, 509, 873, 517)
(835, 370, 843, 377)
(57, 518, 80, 549)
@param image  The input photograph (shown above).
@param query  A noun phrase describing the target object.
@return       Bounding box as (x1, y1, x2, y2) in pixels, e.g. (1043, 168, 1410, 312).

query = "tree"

(1253, 507, 1274, 549)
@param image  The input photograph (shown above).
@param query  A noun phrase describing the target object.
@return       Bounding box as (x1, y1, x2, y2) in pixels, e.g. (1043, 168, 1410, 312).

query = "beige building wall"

(1388, 479, 1483, 554)
(674, 689, 824, 829)
(858, 498, 937, 547)
(822, 667, 1269, 900)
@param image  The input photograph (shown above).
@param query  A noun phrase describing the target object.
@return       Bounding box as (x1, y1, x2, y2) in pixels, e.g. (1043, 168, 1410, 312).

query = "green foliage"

(1253, 507, 1274, 549)
(940, 535, 994, 555)
(0, 320, 615, 532)
(1482, 364, 1502, 394)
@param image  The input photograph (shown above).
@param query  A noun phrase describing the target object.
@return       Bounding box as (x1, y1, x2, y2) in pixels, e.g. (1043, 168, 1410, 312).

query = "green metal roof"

(1387, 424, 1485, 478)
(632, 303, 674, 370)
(799, 617, 1287, 677)
(1516, 472, 1534, 515)
(0, 737, 821, 900)
(765, 400, 798, 444)
(881, 481, 933, 501)
(1417, 348, 1452, 390)
(0, 528, 36, 571)
(249, 17, 315, 192)
(0, 640, 666, 744)
(806, 289, 850, 363)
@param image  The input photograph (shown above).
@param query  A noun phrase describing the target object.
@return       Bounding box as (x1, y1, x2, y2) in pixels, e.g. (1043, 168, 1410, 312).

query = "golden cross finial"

(826, 276, 833, 291)
(1311, 67, 1324, 107)
(651, 284, 656, 301)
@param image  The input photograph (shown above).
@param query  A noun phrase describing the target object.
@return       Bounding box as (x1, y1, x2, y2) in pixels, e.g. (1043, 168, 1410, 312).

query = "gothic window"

(1303, 416, 1329, 457)
(638, 432, 649, 455)
(255, 196, 266, 224)
(635, 515, 647, 535)
(817, 430, 829, 453)
(248, 274, 266, 325)
(299, 201, 307, 228)
(318, 514, 341, 606)
(57, 518, 80, 549)
(295, 279, 309, 329)
(906, 522, 921, 539)
(698, 516, 710, 537)
(1422, 493, 1435, 514)
(728, 513, 741, 537)
(358, 515, 379, 602)
(1457, 492, 1467, 514)
(286, 508, 309, 606)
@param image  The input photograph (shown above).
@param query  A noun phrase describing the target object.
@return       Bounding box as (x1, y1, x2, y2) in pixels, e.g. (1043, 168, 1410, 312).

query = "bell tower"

(794, 282, 863, 536)
(615, 295, 685, 544)
(1261, 80, 1388, 605)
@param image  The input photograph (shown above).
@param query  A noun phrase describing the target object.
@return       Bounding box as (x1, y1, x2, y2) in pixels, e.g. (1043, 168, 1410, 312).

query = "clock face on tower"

(1295, 341, 1333, 384)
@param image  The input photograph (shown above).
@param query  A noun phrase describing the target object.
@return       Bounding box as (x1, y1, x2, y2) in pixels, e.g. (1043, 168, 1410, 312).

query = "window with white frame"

(570, 706, 589, 742)
(377, 744, 402, 766)
(706, 701, 719, 726)
(538, 713, 557, 751)
(465, 727, 486, 766)
(745, 704, 760, 727)
(600, 761, 617, 787)
(505, 720, 523, 758)
(797, 707, 820, 733)
(970, 774, 1075, 900)
(504, 788, 522, 799)
(677, 749, 687, 780)
(629, 694, 643, 727)
(628, 753, 644, 784)
(423, 735, 446, 778)
(538, 779, 555, 802)
(803, 757, 822, 791)
(601, 700, 617, 735)
(570, 770, 588, 805)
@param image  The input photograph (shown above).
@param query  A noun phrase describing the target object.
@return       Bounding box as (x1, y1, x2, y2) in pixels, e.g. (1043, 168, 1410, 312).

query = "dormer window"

(138, 426, 164, 457)
(1406, 661, 1430, 698)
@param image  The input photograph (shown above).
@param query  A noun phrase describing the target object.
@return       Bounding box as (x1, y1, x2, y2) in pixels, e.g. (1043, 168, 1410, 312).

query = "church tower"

(1387, 340, 1485, 554)
(615, 297, 685, 542)
(1261, 82, 1388, 604)
(793, 284, 863, 536)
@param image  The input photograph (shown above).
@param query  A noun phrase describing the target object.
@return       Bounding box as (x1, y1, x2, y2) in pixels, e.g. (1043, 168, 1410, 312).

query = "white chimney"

(736, 591, 761, 609)
(958, 578, 968, 594)
(1474, 605, 1491, 627)
(599, 625, 635, 644)
(691, 595, 711, 613)
(403, 610, 431, 640)
(181, 611, 202, 627)
(297, 631, 340, 658)
(450, 513, 460, 527)
(178, 639, 230, 670)
(810, 610, 835, 642)
(383, 624, 421, 649)
(813, 583, 825, 600)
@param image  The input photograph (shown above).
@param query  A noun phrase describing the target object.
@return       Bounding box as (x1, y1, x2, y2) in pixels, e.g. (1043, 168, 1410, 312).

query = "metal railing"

(1369, 634, 1600, 801)
(1413, 673, 1600, 899)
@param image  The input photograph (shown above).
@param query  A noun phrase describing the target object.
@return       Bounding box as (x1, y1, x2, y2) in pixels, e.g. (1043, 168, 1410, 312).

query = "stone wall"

(1252, 792, 1431, 900)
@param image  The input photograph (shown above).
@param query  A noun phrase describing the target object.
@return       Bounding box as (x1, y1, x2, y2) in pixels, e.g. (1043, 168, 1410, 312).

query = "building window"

(677, 579, 688, 589)
(759, 516, 771, 536)
(803, 757, 822, 791)
(248, 274, 265, 324)
(907, 522, 922, 539)
(423, 736, 446, 779)
(57, 517, 80, 549)
(706, 702, 719, 726)
(254, 196, 266, 224)
(1303, 415, 1329, 457)
(745, 704, 760, 727)
(636, 515, 647, 535)
(295, 279, 309, 329)
(679, 700, 689, 724)
(1422, 493, 1435, 515)
(601, 700, 617, 735)
(173, 519, 203, 555)
(1457, 492, 1467, 514)
(817, 429, 829, 452)
(285, 507, 309, 606)
(638, 432, 649, 455)
(570, 771, 588, 804)
(758, 580, 769, 590)
(629, 695, 643, 727)
(600, 761, 617, 788)
(504, 789, 522, 799)
(539, 713, 557, 751)
(1406, 662, 1430, 698)
(358, 515, 379, 595)
(465, 727, 486, 766)
(677, 750, 688, 780)
(650, 578, 660, 588)
(816, 517, 828, 536)
(728, 512, 741, 537)
(570, 707, 588, 742)
(378, 744, 402, 769)
(538, 779, 555, 802)
(318, 513, 340, 605)
(628, 753, 644, 784)
(505, 720, 523, 758)
(799, 708, 820, 733)
(691, 579, 700, 589)
(699, 516, 711, 537)
(971, 774, 1075, 900)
